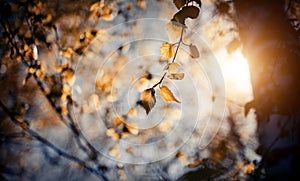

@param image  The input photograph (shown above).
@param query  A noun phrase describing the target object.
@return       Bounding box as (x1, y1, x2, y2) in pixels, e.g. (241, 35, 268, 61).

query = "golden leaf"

(166, 21, 184, 41)
(164, 62, 180, 73)
(172, 6, 200, 26)
(160, 42, 175, 61)
(112, 116, 124, 126)
(139, 88, 156, 114)
(126, 107, 137, 117)
(244, 163, 255, 174)
(125, 124, 139, 136)
(106, 128, 120, 140)
(160, 85, 180, 103)
(189, 44, 200, 58)
(109, 146, 120, 158)
(158, 121, 172, 132)
(173, 0, 186, 9)
(167, 73, 184, 80)
(137, 0, 146, 9)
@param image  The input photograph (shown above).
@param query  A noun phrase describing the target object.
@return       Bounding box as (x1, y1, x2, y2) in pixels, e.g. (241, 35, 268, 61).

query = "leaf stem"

(152, 72, 167, 88)
(172, 27, 184, 63)
(151, 27, 184, 88)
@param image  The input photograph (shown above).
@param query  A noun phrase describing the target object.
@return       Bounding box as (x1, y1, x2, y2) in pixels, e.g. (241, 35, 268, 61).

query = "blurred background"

(0, 0, 299, 180)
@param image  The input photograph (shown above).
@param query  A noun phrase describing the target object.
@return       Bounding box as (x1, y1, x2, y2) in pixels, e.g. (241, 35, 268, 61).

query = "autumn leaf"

(166, 21, 185, 41)
(138, 88, 156, 114)
(173, 0, 186, 9)
(244, 163, 255, 174)
(167, 73, 184, 80)
(172, 6, 200, 26)
(160, 85, 180, 103)
(106, 128, 120, 140)
(109, 146, 120, 158)
(160, 42, 175, 60)
(189, 44, 200, 58)
(125, 124, 139, 135)
(164, 62, 180, 73)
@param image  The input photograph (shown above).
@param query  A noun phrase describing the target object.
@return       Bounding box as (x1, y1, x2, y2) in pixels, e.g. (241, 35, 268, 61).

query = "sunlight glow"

(222, 49, 253, 104)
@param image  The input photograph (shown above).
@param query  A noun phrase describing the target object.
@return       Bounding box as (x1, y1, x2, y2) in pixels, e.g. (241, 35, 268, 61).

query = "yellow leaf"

(166, 21, 184, 41)
(189, 44, 199, 58)
(167, 73, 184, 80)
(106, 128, 120, 140)
(126, 107, 137, 117)
(125, 124, 139, 135)
(164, 62, 180, 73)
(137, 0, 146, 9)
(244, 163, 255, 174)
(158, 121, 172, 132)
(109, 146, 120, 158)
(112, 116, 124, 126)
(160, 85, 180, 103)
(139, 88, 156, 114)
(160, 42, 175, 61)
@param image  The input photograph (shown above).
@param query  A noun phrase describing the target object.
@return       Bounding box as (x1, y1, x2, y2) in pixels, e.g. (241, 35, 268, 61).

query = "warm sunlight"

(221, 49, 253, 103)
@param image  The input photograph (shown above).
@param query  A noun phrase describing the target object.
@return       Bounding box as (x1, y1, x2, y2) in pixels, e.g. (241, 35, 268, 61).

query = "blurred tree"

(234, 0, 300, 179)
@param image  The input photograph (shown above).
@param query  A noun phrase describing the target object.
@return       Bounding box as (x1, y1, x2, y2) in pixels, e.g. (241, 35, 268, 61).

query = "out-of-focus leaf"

(125, 124, 139, 135)
(160, 85, 180, 103)
(166, 21, 184, 41)
(173, 0, 186, 9)
(243, 163, 255, 174)
(189, 44, 199, 58)
(137, 0, 146, 9)
(160, 42, 175, 60)
(164, 62, 180, 73)
(167, 73, 184, 80)
(227, 38, 240, 54)
(106, 128, 120, 140)
(158, 121, 172, 132)
(172, 6, 200, 26)
(126, 107, 137, 117)
(139, 88, 156, 114)
(109, 146, 120, 158)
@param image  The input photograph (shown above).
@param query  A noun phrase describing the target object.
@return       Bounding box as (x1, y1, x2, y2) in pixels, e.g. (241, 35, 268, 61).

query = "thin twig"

(0, 100, 108, 181)
(151, 27, 185, 88)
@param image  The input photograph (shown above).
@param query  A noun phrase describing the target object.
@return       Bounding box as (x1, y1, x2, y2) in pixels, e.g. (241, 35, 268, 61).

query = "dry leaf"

(137, 0, 146, 9)
(126, 107, 137, 117)
(244, 163, 255, 174)
(112, 116, 123, 126)
(109, 146, 120, 158)
(160, 85, 180, 103)
(173, 0, 186, 9)
(139, 88, 156, 114)
(160, 42, 175, 61)
(106, 128, 120, 140)
(158, 121, 172, 132)
(176, 151, 189, 166)
(166, 21, 184, 41)
(125, 124, 139, 135)
(172, 6, 200, 26)
(167, 73, 184, 80)
(164, 62, 180, 73)
(189, 44, 200, 58)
